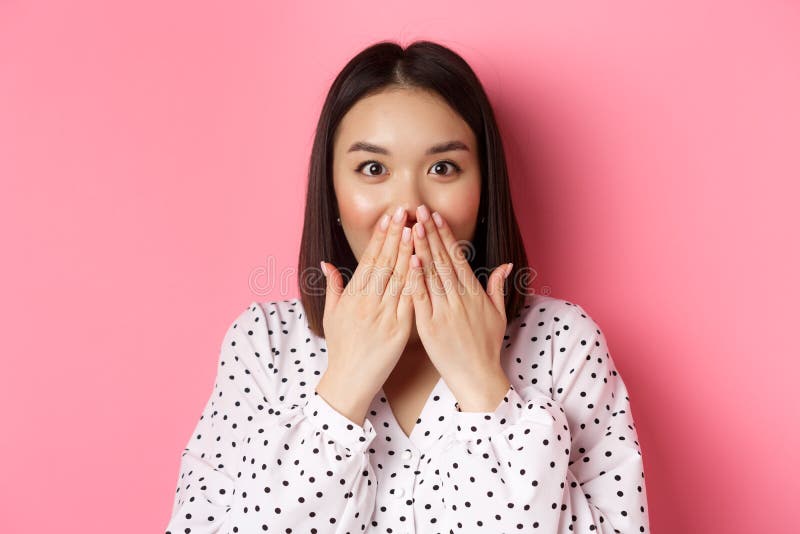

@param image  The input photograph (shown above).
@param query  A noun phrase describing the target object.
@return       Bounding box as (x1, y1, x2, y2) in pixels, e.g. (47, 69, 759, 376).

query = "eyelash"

(355, 159, 462, 178)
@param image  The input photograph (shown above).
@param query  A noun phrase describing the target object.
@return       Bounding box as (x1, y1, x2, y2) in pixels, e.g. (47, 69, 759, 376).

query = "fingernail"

(380, 214, 390, 230)
(402, 226, 411, 243)
(417, 204, 430, 222)
(320, 261, 327, 276)
(432, 211, 443, 227)
(503, 263, 513, 279)
(392, 205, 405, 223)
(415, 222, 425, 237)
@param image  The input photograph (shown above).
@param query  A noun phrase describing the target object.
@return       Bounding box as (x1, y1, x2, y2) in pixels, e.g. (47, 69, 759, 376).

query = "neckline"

(373, 374, 454, 454)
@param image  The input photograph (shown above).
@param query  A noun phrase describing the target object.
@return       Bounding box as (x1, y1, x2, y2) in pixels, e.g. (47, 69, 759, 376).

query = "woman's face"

(331, 87, 482, 347)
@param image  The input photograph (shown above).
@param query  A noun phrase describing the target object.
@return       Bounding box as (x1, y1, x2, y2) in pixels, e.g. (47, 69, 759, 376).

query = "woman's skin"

(331, 86, 482, 355)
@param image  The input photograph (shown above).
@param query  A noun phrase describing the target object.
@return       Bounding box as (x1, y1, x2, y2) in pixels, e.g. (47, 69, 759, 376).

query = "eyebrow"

(346, 140, 470, 156)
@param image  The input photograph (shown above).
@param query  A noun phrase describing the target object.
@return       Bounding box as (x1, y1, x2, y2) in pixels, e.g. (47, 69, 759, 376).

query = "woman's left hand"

(408, 204, 513, 412)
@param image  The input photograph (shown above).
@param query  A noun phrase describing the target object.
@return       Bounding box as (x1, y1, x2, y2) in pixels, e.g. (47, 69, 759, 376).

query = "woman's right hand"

(316, 206, 415, 424)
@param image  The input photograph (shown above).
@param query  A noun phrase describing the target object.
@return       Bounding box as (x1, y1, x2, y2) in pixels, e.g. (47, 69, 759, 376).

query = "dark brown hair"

(298, 39, 530, 338)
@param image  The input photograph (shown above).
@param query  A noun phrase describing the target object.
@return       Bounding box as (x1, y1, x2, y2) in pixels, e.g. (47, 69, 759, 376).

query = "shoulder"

(510, 293, 584, 323)
(517, 295, 616, 383)
(507, 293, 594, 341)
(222, 298, 311, 347)
(235, 298, 306, 327)
(502, 293, 609, 386)
(219, 298, 326, 404)
(216, 298, 315, 369)
(502, 293, 591, 358)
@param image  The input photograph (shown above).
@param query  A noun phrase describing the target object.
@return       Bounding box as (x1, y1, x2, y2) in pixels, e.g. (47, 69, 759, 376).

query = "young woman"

(166, 40, 651, 534)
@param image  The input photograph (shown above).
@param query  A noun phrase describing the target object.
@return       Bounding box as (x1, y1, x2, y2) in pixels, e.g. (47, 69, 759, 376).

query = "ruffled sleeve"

(164, 301, 378, 533)
(436, 383, 572, 532)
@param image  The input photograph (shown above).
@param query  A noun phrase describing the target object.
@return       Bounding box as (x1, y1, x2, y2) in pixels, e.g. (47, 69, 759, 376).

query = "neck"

(397, 340, 433, 372)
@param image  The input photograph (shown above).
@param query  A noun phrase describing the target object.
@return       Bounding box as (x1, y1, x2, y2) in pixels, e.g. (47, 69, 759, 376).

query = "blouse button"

(401, 448, 413, 461)
(396, 487, 405, 498)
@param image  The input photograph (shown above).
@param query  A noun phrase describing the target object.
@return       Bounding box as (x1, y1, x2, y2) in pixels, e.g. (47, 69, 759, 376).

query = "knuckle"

(363, 274, 381, 293)
(375, 253, 393, 269)
(433, 249, 450, 265)
(355, 263, 371, 280)
(373, 262, 392, 279)
(387, 273, 403, 294)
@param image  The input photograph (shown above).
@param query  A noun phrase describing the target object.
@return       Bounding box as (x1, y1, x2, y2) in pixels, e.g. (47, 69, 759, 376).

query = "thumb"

(486, 262, 512, 315)
(320, 261, 344, 313)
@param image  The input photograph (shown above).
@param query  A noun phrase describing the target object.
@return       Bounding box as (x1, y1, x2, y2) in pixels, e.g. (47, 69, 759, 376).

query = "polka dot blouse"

(165, 294, 651, 533)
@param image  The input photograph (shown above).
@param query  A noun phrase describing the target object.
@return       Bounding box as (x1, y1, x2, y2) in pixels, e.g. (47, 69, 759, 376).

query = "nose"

(385, 205, 417, 229)
(392, 177, 425, 227)
(401, 207, 417, 228)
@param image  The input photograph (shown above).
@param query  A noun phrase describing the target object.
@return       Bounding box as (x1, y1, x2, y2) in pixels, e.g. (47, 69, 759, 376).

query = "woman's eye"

(355, 160, 386, 177)
(430, 160, 462, 176)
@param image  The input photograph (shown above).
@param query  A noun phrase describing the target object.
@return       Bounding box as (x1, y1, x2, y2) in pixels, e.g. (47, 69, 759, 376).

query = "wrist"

(316, 370, 372, 426)
(452, 365, 511, 413)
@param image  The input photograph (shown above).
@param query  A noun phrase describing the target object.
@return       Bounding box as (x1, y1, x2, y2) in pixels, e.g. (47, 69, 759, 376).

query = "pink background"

(2, 1, 798, 532)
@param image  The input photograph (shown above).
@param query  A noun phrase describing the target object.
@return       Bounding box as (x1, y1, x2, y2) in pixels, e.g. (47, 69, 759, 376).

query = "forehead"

(334, 88, 475, 153)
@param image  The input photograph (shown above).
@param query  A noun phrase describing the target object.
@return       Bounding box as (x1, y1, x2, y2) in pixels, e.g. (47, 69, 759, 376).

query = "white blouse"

(165, 294, 651, 533)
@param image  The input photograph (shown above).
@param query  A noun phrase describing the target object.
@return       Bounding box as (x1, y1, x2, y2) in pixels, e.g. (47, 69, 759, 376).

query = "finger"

(431, 210, 475, 291)
(486, 262, 512, 317)
(351, 212, 391, 293)
(320, 260, 344, 315)
(383, 224, 413, 309)
(370, 206, 408, 297)
(417, 205, 461, 305)
(409, 253, 432, 320)
(412, 218, 447, 309)
(397, 232, 416, 322)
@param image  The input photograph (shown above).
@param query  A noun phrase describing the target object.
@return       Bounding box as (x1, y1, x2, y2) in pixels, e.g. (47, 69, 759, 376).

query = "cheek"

(431, 184, 481, 241)
(336, 186, 386, 261)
